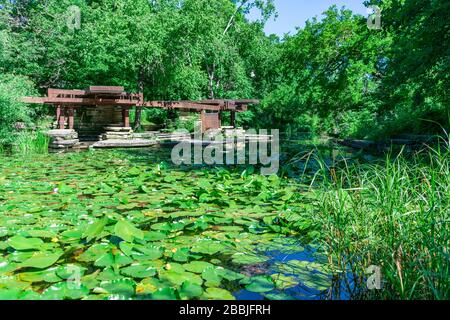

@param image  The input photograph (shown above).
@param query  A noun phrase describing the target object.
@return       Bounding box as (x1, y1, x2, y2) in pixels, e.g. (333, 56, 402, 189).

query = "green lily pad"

(42, 282, 89, 300)
(132, 245, 163, 261)
(172, 248, 190, 262)
(121, 263, 158, 278)
(0, 288, 22, 300)
(20, 251, 63, 269)
(179, 281, 203, 300)
(159, 270, 203, 286)
(8, 236, 44, 251)
(271, 274, 298, 289)
(191, 241, 227, 255)
(216, 268, 245, 281)
(114, 220, 144, 243)
(56, 264, 87, 280)
(96, 279, 136, 297)
(18, 268, 61, 283)
(245, 276, 275, 293)
(144, 231, 167, 241)
(136, 278, 164, 295)
(183, 261, 214, 274)
(82, 218, 108, 241)
(202, 288, 235, 300)
(201, 267, 222, 287)
(231, 252, 268, 265)
(26, 230, 57, 239)
(94, 252, 115, 267)
(151, 287, 177, 300)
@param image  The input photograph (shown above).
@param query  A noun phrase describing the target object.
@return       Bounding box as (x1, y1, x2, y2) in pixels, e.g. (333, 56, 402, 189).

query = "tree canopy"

(0, 0, 448, 138)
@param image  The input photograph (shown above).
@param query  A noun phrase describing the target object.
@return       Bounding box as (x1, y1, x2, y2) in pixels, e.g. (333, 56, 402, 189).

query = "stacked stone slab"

(133, 132, 158, 140)
(47, 129, 80, 149)
(101, 127, 134, 140)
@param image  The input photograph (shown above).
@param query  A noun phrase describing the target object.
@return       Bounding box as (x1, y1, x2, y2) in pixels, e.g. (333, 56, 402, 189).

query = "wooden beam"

(22, 97, 139, 106)
(143, 101, 222, 112)
(86, 86, 124, 95)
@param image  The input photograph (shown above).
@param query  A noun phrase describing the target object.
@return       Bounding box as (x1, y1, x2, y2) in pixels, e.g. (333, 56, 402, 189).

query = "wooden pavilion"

(23, 86, 258, 138)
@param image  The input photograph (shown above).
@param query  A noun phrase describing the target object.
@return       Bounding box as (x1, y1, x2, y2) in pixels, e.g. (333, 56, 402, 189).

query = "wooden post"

(230, 111, 236, 128)
(56, 105, 61, 123)
(122, 107, 130, 127)
(68, 106, 75, 129)
(59, 107, 66, 129)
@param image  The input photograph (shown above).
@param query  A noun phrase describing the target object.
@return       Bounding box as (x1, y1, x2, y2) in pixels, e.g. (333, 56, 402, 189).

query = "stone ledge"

(92, 139, 158, 149)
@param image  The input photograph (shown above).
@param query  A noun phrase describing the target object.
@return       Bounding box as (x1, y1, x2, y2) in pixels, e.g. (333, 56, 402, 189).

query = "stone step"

(50, 139, 80, 146)
(104, 131, 133, 136)
(102, 135, 133, 140)
(47, 129, 78, 140)
(104, 126, 133, 132)
(92, 139, 158, 149)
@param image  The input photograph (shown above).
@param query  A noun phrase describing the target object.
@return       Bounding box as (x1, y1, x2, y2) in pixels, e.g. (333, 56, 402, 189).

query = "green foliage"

(1, 0, 272, 101)
(302, 145, 450, 299)
(256, 6, 388, 135)
(2, 0, 446, 139)
(0, 74, 38, 139)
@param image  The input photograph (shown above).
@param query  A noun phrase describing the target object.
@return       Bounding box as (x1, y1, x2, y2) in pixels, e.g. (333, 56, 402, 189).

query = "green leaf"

(8, 236, 44, 251)
(20, 251, 63, 269)
(121, 263, 157, 278)
(179, 281, 203, 299)
(18, 268, 61, 283)
(132, 245, 163, 261)
(191, 241, 226, 255)
(82, 218, 108, 241)
(231, 252, 268, 265)
(114, 220, 144, 242)
(201, 267, 222, 287)
(96, 279, 136, 297)
(159, 270, 203, 286)
(42, 282, 89, 300)
(144, 231, 166, 241)
(94, 252, 115, 267)
(245, 276, 275, 293)
(183, 261, 214, 274)
(151, 287, 177, 300)
(0, 289, 22, 300)
(202, 288, 235, 300)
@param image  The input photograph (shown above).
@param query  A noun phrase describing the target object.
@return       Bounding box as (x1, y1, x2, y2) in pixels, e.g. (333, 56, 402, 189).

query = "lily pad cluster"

(0, 150, 331, 300)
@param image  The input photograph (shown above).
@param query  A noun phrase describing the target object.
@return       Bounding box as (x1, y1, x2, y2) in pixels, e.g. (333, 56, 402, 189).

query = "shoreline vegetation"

(305, 142, 449, 300)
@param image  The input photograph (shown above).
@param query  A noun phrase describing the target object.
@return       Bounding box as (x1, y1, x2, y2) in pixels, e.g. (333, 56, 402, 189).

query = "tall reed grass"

(307, 141, 449, 299)
(6, 131, 49, 154)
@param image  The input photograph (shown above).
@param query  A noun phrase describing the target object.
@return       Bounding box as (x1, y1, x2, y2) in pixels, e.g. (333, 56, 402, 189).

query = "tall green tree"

(366, 0, 449, 135)
(259, 6, 387, 135)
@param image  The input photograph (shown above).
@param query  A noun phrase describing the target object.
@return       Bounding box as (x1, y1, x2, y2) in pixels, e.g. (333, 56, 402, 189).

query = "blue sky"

(248, 0, 368, 36)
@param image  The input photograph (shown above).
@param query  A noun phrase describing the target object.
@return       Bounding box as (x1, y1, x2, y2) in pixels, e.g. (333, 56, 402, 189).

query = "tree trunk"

(134, 69, 145, 131)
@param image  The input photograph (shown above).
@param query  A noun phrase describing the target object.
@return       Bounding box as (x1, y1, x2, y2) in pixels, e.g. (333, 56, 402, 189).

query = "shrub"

(0, 74, 38, 144)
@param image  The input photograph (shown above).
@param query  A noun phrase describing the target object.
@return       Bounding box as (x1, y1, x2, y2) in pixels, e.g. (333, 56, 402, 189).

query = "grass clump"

(8, 131, 50, 155)
(304, 143, 449, 300)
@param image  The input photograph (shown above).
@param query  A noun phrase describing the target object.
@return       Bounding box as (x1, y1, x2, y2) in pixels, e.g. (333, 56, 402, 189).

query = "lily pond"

(0, 145, 338, 300)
